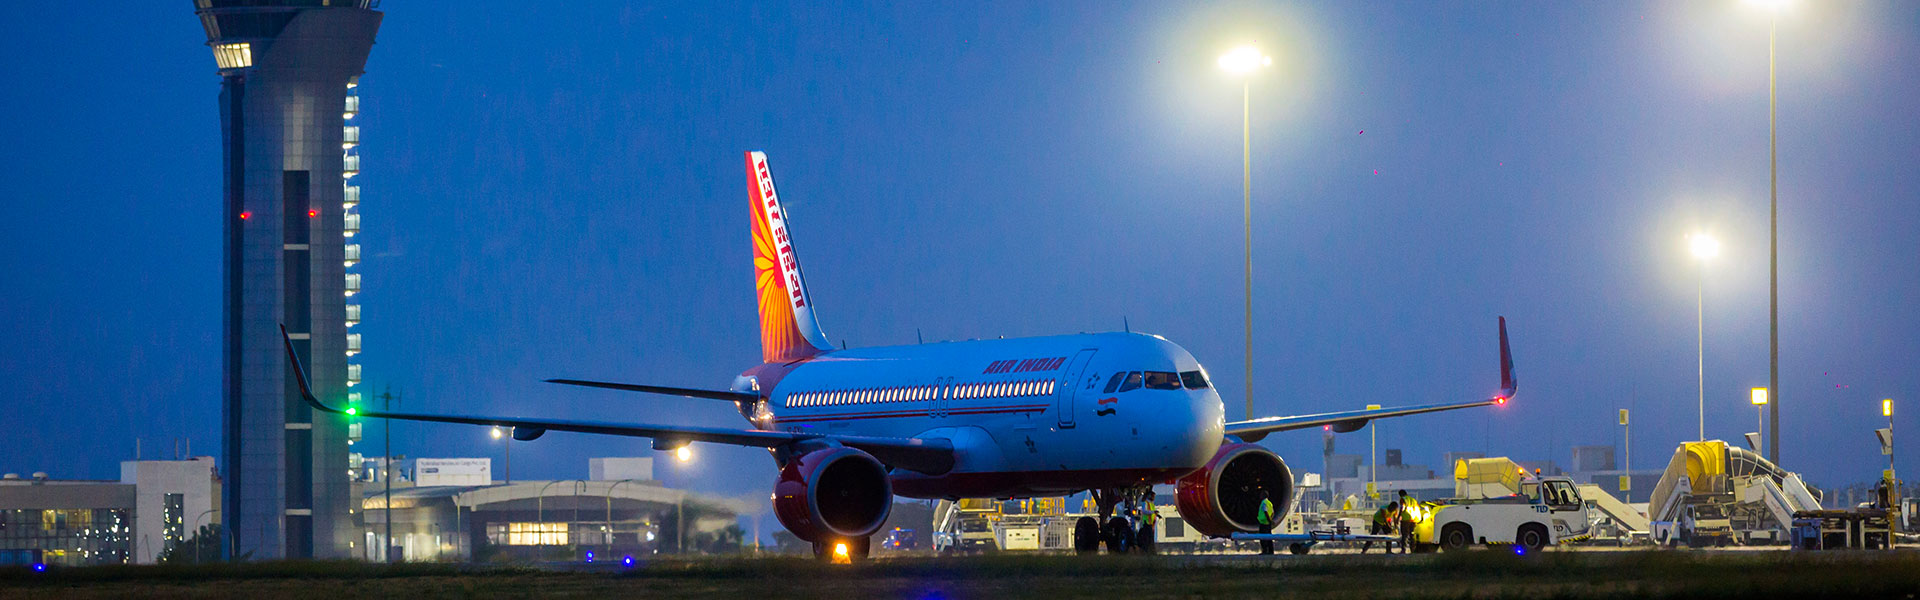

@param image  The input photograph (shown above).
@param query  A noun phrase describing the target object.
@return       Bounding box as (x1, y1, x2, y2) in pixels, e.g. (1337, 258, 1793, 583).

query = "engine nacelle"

(772, 447, 894, 543)
(1174, 442, 1294, 537)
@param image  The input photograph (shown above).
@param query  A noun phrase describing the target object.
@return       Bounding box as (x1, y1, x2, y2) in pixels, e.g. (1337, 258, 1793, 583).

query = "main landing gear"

(1073, 487, 1157, 555)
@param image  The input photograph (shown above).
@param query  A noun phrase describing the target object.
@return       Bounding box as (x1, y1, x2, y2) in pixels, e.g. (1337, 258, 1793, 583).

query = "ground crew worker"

(1256, 490, 1277, 555)
(1142, 497, 1158, 528)
(1361, 502, 1399, 554)
(1397, 491, 1420, 553)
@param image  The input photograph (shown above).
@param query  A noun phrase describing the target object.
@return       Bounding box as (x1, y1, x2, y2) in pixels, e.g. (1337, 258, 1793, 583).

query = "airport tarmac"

(6, 549, 1920, 599)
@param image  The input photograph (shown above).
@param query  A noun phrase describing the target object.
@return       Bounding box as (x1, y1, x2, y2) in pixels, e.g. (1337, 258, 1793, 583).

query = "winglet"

(1497, 316, 1517, 402)
(280, 325, 344, 415)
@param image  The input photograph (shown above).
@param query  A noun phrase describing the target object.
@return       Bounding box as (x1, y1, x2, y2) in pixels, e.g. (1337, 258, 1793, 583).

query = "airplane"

(282, 150, 1516, 561)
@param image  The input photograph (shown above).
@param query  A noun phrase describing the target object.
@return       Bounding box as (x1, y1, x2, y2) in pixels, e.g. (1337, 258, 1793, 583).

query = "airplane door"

(936, 377, 951, 418)
(1055, 349, 1097, 429)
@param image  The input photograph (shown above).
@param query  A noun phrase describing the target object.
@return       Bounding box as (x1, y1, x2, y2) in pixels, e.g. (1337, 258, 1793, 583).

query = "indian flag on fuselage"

(747, 151, 836, 364)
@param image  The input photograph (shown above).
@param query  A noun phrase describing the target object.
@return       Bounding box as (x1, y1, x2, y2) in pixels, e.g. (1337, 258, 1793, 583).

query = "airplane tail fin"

(1497, 316, 1517, 400)
(746, 151, 835, 363)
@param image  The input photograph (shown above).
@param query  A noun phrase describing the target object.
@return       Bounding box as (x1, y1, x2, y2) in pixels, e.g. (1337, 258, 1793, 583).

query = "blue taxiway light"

(622, 555, 635, 568)
(31, 562, 47, 572)
(584, 551, 595, 563)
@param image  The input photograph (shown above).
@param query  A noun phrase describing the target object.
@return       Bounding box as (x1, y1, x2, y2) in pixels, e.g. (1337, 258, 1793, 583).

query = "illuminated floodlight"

(1752, 388, 1768, 405)
(1217, 46, 1271, 74)
(490, 427, 504, 440)
(675, 445, 692, 462)
(1689, 233, 1720, 260)
(1886, 399, 1894, 417)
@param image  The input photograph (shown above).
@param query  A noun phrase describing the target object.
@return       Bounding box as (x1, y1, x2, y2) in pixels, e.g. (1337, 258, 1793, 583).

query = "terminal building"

(353, 457, 750, 561)
(191, 0, 384, 560)
(0, 458, 220, 566)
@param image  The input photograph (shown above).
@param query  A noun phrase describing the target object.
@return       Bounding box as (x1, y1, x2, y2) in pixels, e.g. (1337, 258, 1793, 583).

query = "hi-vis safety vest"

(1257, 499, 1275, 525)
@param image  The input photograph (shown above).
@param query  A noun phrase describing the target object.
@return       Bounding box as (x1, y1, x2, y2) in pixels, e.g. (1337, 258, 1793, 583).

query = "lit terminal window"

(213, 43, 252, 69)
(502, 522, 567, 546)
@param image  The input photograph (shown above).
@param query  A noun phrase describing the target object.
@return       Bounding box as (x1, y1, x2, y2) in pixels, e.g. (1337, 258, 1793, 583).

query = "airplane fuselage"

(739, 332, 1226, 499)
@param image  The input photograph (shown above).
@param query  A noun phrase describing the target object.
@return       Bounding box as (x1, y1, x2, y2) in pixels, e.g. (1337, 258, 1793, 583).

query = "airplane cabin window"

(1102, 372, 1126, 394)
(1143, 371, 1181, 390)
(1116, 372, 1143, 393)
(1179, 370, 1210, 389)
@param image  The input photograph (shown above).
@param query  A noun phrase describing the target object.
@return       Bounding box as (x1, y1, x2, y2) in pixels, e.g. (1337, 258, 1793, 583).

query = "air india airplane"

(283, 151, 1516, 561)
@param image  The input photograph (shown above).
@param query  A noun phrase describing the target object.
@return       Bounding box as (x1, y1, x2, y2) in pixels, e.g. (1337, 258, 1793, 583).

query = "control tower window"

(213, 43, 252, 69)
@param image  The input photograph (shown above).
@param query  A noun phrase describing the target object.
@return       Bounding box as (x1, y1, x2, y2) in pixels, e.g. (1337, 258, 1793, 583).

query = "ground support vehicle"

(1418, 476, 1593, 553)
(1791, 509, 1894, 550)
(1230, 520, 1397, 555)
(1647, 441, 1823, 548)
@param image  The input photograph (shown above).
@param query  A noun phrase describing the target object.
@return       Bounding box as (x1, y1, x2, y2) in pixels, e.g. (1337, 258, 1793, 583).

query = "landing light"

(831, 542, 851, 565)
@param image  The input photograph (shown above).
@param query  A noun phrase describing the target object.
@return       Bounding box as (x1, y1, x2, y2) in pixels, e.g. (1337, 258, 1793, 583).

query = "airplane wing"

(279, 327, 953, 475)
(543, 378, 760, 403)
(1225, 316, 1516, 443)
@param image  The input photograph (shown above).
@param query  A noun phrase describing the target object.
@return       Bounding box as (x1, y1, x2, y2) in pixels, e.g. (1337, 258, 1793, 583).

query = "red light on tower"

(308, 209, 318, 217)
(239, 211, 251, 220)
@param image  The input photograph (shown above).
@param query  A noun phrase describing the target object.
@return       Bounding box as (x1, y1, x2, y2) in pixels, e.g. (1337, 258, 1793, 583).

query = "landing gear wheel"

(1104, 517, 1132, 553)
(1288, 543, 1310, 555)
(1134, 523, 1156, 555)
(1516, 524, 1548, 555)
(1440, 523, 1474, 552)
(1073, 517, 1101, 554)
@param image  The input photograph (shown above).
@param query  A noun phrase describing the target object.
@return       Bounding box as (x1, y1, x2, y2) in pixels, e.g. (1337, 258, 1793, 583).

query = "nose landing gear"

(1076, 486, 1157, 555)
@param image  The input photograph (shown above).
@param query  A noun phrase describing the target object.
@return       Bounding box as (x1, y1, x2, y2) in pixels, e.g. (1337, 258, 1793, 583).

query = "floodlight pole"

(1767, 12, 1781, 465)
(1697, 264, 1706, 442)
(1242, 80, 1254, 422)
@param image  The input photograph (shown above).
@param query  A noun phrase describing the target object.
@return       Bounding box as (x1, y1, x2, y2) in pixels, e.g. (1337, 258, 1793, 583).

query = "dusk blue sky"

(3, 1, 1915, 519)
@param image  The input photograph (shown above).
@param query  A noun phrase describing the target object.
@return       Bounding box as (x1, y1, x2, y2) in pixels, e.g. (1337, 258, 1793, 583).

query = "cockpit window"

(1179, 370, 1210, 389)
(1143, 371, 1181, 390)
(1102, 372, 1127, 394)
(1116, 371, 1143, 393)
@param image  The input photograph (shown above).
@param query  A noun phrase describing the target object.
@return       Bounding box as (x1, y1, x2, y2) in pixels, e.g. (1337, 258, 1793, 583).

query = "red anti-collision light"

(239, 212, 251, 220)
(309, 209, 318, 217)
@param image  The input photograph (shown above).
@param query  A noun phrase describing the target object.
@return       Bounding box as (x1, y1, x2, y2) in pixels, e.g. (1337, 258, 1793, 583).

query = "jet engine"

(1174, 442, 1294, 537)
(772, 446, 894, 543)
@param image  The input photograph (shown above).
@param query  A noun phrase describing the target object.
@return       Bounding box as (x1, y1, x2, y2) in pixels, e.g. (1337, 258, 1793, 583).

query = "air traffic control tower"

(193, 0, 381, 560)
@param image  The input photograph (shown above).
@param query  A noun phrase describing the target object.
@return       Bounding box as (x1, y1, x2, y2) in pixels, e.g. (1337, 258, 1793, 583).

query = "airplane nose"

(1174, 390, 1226, 467)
